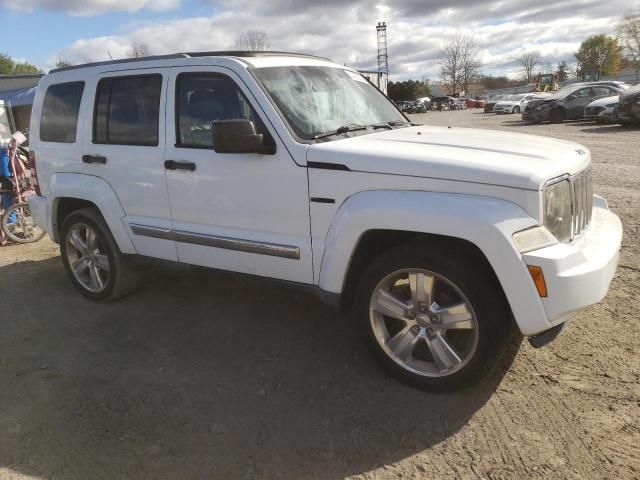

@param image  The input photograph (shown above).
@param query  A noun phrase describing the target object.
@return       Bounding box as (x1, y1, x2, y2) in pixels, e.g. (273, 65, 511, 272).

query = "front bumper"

(521, 196, 622, 334)
(522, 108, 550, 122)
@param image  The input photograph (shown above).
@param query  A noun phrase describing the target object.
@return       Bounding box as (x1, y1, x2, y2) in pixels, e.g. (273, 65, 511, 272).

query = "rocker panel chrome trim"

(129, 223, 300, 259)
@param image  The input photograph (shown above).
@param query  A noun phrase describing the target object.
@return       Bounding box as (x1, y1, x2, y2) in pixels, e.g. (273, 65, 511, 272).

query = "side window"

(40, 82, 85, 143)
(593, 86, 612, 97)
(93, 74, 162, 146)
(574, 88, 592, 98)
(175, 72, 273, 149)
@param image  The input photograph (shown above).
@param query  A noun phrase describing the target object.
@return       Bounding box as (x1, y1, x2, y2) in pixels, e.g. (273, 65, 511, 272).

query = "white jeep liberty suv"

(27, 51, 622, 391)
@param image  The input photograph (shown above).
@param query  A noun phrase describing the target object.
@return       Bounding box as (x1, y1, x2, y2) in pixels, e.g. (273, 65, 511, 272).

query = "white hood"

(307, 126, 591, 191)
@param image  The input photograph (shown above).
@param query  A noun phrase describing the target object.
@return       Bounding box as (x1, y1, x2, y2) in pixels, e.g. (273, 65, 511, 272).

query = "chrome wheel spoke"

(373, 289, 412, 322)
(409, 271, 434, 309)
(427, 332, 462, 371)
(433, 302, 474, 329)
(95, 254, 110, 272)
(72, 257, 90, 276)
(89, 264, 104, 290)
(386, 326, 420, 362)
(86, 227, 98, 252)
(69, 230, 87, 253)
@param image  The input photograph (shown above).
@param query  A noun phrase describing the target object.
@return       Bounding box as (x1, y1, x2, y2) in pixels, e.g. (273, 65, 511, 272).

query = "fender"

(48, 173, 136, 254)
(318, 190, 550, 336)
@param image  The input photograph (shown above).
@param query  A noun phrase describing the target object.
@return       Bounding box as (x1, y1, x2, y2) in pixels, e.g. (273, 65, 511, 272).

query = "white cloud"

(46, 0, 629, 79)
(1, 0, 179, 15)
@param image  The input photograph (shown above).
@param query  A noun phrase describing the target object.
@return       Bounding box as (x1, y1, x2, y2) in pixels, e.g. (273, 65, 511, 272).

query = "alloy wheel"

(65, 223, 111, 293)
(369, 269, 479, 377)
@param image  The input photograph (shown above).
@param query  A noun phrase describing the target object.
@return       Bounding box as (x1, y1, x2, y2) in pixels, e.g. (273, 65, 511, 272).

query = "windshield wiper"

(387, 120, 418, 127)
(313, 124, 367, 140)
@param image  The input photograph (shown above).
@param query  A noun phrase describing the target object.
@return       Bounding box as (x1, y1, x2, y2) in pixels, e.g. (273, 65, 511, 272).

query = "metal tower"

(376, 21, 388, 74)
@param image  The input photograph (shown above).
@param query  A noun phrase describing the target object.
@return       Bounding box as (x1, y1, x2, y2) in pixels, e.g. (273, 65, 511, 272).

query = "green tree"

(387, 80, 432, 101)
(55, 59, 74, 69)
(0, 53, 41, 75)
(574, 34, 623, 79)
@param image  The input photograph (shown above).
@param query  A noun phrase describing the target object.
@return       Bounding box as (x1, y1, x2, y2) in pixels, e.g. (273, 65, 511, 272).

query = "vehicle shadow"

(579, 124, 640, 134)
(0, 257, 518, 480)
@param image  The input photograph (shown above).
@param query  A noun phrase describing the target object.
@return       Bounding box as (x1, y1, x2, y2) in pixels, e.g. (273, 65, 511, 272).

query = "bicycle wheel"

(2, 202, 45, 244)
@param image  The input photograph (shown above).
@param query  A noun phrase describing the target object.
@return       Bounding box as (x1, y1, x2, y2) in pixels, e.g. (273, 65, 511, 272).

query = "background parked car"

(430, 96, 456, 110)
(465, 97, 486, 108)
(522, 83, 624, 123)
(493, 93, 538, 114)
(616, 83, 640, 125)
(484, 94, 507, 113)
(584, 95, 619, 123)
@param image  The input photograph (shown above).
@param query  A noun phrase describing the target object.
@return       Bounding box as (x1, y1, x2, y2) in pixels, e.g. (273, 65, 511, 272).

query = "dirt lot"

(0, 110, 638, 480)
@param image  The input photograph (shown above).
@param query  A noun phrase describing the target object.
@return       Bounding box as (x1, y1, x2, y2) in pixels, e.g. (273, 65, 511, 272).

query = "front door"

(164, 66, 313, 284)
(566, 87, 594, 119)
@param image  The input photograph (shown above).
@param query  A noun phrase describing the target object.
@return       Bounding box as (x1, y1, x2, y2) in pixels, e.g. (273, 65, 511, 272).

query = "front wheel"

(513, 106, 520, 114)
(549, 108, 566, 124)
(355, 240, 519, 392)
(1, 202, 45, 243)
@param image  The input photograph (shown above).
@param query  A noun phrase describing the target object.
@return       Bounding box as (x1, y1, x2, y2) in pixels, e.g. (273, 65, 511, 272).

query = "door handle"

(82, 154, 107, 165)
(164, 160, 196, 172)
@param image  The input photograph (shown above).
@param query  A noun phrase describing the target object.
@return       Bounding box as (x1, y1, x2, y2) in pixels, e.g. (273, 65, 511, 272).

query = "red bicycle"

(0, 132, 44, 244)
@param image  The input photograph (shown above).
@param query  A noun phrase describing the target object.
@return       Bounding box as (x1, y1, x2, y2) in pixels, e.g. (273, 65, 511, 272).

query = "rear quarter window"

(40, 82, 85, 143)
(93, 74, 162, 146)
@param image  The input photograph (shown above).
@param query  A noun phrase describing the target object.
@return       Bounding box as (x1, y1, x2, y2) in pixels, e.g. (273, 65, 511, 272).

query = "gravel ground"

(0, 110, 638, 480)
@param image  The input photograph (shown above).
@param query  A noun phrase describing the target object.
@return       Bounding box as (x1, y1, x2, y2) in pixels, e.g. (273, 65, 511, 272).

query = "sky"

(0, 0, 636, 80)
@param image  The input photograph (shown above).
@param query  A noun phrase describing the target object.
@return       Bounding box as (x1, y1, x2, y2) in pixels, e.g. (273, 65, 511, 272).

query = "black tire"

(549, 108, 566, 124)
(355, 239, 520, 392)
(1, 202, 46, 243)
(60, 207, 140, 301)
(513, 106, 520, 114)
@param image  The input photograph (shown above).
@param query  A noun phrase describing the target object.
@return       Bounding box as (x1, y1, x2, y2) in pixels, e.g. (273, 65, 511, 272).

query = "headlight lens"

(606, 102, 617, 107)
(544, 180, 572, 242)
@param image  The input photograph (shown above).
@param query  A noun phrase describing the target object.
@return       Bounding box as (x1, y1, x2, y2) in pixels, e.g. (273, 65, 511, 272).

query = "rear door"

(77, 69, 176, 260)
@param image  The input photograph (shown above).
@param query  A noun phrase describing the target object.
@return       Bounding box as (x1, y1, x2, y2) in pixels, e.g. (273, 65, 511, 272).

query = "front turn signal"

(527, 265, 548, 297)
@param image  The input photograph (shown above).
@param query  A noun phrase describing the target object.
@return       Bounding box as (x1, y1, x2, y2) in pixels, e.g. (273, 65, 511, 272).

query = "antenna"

(376, 21, 388, 75)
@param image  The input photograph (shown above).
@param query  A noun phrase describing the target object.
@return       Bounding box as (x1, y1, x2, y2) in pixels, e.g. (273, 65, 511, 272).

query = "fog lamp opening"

(527, 265, 548, 298)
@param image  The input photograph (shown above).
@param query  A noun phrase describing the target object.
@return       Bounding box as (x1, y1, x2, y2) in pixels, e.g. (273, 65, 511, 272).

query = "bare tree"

(439, 33, 480, 94)
(540, 62, 554, 74)
(616, 14, 640, 66)
(235, 30, 271, 51)
(518, 53, 540, 83)
(126, 40, 152, 59)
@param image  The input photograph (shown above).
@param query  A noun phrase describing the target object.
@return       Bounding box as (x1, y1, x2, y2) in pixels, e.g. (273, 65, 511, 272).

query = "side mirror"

(567, 94, 576, 100)
(212, 119, 274, 154)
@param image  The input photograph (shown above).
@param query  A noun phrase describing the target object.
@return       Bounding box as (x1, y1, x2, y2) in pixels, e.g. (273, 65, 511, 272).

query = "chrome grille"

(570, 168, 592, 239)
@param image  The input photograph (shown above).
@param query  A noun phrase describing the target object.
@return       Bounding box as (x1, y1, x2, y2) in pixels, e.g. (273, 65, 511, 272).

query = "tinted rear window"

(40, 82, 85, 143)
(93, 74, 162, 146)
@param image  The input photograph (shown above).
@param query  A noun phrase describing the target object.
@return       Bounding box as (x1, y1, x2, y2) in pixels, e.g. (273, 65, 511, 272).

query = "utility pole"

(376, 22, 389, 75)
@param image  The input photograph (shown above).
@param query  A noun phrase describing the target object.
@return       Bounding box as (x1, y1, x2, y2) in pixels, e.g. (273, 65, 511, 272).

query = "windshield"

(252, 66, 406, 141)
(506, 94, 526, 101)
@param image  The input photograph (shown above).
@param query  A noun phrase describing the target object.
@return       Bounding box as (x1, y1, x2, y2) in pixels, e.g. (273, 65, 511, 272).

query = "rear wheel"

(60, 207, 139, 301)
(355, 240, 520, 392)
(1, 202, 45, 243)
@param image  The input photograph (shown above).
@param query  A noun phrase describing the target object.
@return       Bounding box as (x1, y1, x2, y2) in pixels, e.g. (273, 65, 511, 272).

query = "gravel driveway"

(0, 110, 638, 480)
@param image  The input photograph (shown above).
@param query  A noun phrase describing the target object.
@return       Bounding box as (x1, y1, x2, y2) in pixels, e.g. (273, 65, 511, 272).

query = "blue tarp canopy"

(0, 87, 35, 108)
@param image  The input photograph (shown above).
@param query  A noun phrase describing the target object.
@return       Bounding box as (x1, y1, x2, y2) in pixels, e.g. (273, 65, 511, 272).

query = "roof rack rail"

(182, 50, 331, 61)
(49, 53, 191, 74)
(48, 51, 332, 74)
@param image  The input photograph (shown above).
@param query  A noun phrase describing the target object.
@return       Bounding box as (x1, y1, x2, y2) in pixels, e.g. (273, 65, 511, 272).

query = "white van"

(27, 52, 622, 391)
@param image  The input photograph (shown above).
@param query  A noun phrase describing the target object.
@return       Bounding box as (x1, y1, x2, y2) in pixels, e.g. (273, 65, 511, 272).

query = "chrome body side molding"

(129, 223, 300, 260)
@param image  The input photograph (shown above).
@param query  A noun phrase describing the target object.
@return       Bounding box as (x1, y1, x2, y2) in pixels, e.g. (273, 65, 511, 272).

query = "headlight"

(544, 179, 572, 242)
(606, 103, 617, 108)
